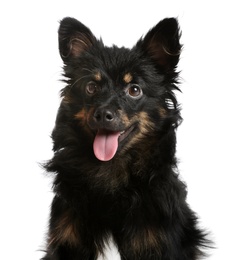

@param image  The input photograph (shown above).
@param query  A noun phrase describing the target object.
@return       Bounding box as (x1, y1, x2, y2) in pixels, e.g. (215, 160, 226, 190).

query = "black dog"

(42, 17, 208, 259)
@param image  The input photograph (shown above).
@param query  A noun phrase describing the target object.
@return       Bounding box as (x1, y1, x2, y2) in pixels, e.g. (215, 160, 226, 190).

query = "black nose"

(94, 107, 115, 123)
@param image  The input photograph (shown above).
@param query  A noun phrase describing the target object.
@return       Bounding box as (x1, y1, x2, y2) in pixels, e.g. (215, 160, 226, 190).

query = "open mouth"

(118, 125, 135, 143)
(93, 125, 135, 161)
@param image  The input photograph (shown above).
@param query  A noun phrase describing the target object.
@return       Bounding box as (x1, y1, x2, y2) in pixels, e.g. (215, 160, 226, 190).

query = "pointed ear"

(139, 18, 182, 72)
(58, 17, 97, 62)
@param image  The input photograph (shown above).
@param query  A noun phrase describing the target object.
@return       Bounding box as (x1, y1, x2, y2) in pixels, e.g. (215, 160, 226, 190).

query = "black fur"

(42, 17, 209, 259)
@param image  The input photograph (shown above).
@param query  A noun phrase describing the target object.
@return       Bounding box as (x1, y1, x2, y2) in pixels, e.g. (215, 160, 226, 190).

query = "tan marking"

(138, 111, 155, 134)
(122, 111, 155, 153)
(48, 212, 79, 247)
(74, 108, 95, 138)
(74, 108, 87, 121)
(74, 108, 91, 128)
(123, 73, 133, 84)
(94, 71, 102, 81)
(118, 109, 130, 127)
(130, 227, 161, 256)
(159, 107, 167, 117)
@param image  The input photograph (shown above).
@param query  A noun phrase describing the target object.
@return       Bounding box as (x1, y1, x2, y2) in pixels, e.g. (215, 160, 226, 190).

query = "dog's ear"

(138, 18, 182, 73)
(58, 17, 97, 62)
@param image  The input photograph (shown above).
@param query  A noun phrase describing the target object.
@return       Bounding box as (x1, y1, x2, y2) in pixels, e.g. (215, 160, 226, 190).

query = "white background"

(0, 1, 236, 259)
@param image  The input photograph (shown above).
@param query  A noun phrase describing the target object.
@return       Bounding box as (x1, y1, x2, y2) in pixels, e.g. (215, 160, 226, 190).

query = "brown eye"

(127, 84, 143, 98)
(86, 82, 99, 95)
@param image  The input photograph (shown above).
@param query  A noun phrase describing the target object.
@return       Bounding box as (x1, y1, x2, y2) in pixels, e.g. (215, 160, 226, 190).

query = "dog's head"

(54, 17, 182, 162)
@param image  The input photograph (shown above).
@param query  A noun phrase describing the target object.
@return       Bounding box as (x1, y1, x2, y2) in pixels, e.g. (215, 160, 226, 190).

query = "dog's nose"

(94, 108, 115, 123)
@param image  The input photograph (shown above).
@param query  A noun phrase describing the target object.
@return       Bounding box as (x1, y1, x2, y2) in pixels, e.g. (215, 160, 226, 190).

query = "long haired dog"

(42, 17, 209, 259)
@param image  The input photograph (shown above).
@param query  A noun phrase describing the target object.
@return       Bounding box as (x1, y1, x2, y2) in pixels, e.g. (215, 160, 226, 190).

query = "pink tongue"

(93, 129, 120, 161)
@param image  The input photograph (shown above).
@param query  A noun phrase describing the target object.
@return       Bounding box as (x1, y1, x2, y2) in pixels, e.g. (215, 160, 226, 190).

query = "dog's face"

(56, 18, 181, 162)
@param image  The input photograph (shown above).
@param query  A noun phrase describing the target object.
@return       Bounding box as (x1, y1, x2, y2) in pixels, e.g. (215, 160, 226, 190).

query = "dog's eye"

(127, 85, 143, 98)
(86, 82, 99, 95)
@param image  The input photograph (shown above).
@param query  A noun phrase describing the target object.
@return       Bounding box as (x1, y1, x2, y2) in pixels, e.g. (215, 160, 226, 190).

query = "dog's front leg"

(42, 195, 98, 260)
(114, 221, 164, 260)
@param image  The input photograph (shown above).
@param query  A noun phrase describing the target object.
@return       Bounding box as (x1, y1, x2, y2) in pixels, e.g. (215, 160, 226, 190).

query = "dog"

(42, 17, 209, 259)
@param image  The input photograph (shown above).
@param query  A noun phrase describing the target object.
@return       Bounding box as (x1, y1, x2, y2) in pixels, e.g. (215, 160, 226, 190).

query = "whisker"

(67, 75, 90, 91)
(82, 68, 94, 74)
